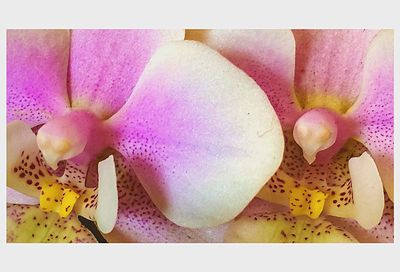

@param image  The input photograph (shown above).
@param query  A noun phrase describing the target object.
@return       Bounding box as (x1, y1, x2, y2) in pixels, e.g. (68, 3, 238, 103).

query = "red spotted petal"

(346, 30, 394, 201)
(7, 30, 70, 126)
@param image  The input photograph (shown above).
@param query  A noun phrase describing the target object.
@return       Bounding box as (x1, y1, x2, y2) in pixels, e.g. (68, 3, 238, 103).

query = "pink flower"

(7, 30, 284, 242)
(188, 29, 393, 242)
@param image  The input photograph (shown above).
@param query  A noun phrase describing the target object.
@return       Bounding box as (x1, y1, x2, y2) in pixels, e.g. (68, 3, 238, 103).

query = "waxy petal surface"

(7, 30, 70, 126)
(108, 41, 284, 228)
(69, 30, 184, 119)
(95, 155, 118, 234)
(7, 204, 96, 243)
(293, 30, 379, 113)
(346, 30, 394, 201)
(186, 30, 299, 127)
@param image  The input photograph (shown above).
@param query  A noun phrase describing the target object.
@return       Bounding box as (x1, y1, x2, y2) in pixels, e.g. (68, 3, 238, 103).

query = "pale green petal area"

(224, 211, 357, 243)
(7, 204, 96, 243)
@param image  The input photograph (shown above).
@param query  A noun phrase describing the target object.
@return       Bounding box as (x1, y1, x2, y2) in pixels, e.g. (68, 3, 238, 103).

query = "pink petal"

(7, 30, 70, 126)
(108, 41, 284, 228)
(68, 30, 184, 119)
(104, 152, 226, 242)
(7, 187, 39, 205)
(292, 30, 380, 113)
(346, 30, 394, 201)
(186, 30, 299, 128)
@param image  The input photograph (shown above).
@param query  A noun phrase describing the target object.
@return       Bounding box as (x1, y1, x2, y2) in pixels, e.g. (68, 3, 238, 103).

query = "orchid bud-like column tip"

(293, 108, 338, 164)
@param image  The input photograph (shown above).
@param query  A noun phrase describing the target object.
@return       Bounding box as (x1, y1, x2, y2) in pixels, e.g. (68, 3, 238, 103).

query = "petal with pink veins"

(292, 30, 379, 113)
(346, 30, 394, 201)
(108, 40, 284, 228)
(7, 30, 70, 126)
(186, 29, 299, 127)
(68, 30, 184, 119)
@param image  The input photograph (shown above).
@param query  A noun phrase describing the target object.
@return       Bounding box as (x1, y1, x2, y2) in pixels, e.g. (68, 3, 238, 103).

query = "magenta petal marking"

(68, 30, 184, 119)
(7, 30, 70, 126)
(346, 30, 394, 201)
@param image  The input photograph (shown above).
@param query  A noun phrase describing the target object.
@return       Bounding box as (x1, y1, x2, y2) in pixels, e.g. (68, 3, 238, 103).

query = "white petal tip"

(95, 154, 118, 234)
(349, 152, 384, 229)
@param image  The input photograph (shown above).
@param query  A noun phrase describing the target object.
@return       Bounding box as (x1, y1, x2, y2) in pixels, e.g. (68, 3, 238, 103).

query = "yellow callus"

(39, 181, 80, 218)
(289, 186, 328, 219)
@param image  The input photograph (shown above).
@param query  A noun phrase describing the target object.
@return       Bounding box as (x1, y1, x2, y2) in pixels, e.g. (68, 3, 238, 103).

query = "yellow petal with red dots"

(224, 211, 357, 243)
(289, 186, 327, 219)
(7, 204, 96, 243)
(39, 181, 80, 218)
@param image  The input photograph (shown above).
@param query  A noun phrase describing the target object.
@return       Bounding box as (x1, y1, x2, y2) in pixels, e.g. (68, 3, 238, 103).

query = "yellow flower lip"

(289, 186, 328, 219)
(39, 181, 80, 218)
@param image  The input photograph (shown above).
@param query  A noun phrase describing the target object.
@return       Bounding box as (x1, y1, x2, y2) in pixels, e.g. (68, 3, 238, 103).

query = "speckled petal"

(7, 30, 70, 126)
(186, 29, 299, 127)
(7, 120, 98, 220)
(224, 211, 357, 243)
(258, 132, 386, 229)
(108, 40, 284, 228)
(346, 30, 394, 201)
(104, 152, 226, 243)
(7, 120, 58, 199)
(328, 193, 393, 243)
(292, 30, 379, 113)
(7, 204, 96, 243)
(69, 30, 184, 119)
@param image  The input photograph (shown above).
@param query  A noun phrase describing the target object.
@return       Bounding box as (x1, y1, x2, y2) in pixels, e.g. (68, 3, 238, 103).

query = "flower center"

(293, 108, 338, 164)
(36, 110, 110, 169)
(39, 180, 80, 218)
(289, 186, 328, 219)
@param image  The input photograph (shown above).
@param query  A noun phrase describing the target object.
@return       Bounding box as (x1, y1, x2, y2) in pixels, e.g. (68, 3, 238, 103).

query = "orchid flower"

(7, 30, 285, 242)
(187, 29, 394, 242)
